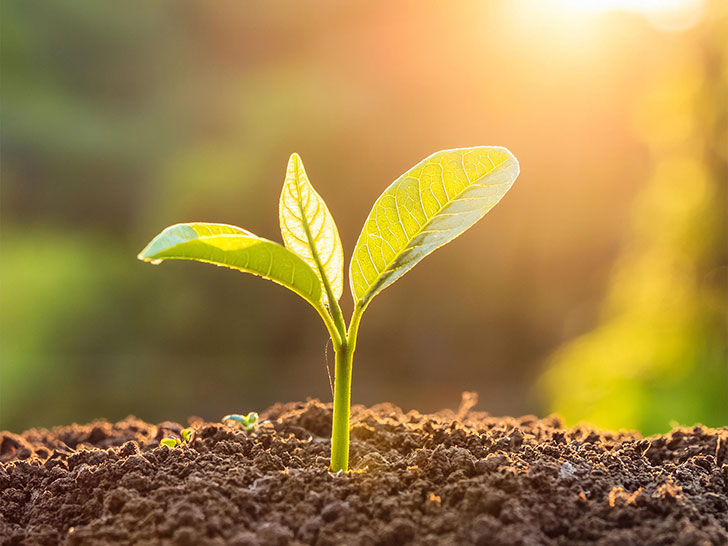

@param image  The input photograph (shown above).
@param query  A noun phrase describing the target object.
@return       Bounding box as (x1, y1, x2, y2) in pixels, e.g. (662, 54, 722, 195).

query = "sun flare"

(554, 0, 705, 31)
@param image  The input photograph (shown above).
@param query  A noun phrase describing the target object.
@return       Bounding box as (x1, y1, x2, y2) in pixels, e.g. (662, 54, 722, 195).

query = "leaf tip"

(490, 145, 520, 176)
(287, 152, 303, 169)
(137, 248, 163, 265)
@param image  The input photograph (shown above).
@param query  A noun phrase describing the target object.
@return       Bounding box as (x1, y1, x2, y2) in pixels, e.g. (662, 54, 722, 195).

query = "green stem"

(330, 303, 365, 472)
(316, 305, 343, 349)
(314, 261, 346, 342)
(326, 298, 348, 343)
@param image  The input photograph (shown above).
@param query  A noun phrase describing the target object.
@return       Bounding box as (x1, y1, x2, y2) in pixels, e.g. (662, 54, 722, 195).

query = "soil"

(1, 396, 727, 546)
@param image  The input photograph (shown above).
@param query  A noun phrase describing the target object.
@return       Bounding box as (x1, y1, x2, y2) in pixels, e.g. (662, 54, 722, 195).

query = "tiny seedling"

(139, 147, 519, 472)
(160, 437, 180, 448)
(181, 428, 193, 443)
(160, 427, 193, 448)
(222, 412, 260, 431)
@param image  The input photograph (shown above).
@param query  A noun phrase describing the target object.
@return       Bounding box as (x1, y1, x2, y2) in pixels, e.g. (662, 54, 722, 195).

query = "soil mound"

(2, 399, 727, 545)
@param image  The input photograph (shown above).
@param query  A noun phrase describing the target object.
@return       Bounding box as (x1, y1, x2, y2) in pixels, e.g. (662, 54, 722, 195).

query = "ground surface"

(1, 397, 727, 545)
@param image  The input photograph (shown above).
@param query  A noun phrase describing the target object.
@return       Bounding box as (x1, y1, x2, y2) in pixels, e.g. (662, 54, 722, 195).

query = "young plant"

(139, 147, 519, 472)
(160, 427, 193, 448)
(222, 412, 260, 431)
(160, 438, 180, 448)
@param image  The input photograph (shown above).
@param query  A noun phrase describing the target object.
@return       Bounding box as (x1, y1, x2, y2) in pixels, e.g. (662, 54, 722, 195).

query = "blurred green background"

(1, 0, 725, 434)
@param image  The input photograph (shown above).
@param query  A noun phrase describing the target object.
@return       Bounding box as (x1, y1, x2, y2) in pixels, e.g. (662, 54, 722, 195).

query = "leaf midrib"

(291, 163, 331, 289)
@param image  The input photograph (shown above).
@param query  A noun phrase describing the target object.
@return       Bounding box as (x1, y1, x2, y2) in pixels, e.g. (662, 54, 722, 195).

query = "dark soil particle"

(1, 397, 727, 545)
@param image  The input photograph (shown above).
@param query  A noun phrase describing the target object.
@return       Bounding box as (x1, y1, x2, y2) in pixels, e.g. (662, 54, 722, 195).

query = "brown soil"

(1, 397, 727, 546)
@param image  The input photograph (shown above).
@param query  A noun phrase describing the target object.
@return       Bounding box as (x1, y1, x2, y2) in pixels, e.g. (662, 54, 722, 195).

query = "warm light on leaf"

(138, 223, 323, 309)
(279, 153, 344, 304)
(349, 147, 519, 307)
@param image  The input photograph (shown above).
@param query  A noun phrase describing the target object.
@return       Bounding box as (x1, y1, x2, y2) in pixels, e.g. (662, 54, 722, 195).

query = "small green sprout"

(222, 412, 260, 431)
(140, 147, 519, 472)
(160, 437, 180, 448)
(180, 428, 193, 443)
(159, 428, 193, 448)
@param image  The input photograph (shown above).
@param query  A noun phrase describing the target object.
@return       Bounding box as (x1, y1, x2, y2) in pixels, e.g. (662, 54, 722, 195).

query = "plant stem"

(316, 305, 343, 349)
(330, 342, 353, 472)
(329, 304, 365, 472)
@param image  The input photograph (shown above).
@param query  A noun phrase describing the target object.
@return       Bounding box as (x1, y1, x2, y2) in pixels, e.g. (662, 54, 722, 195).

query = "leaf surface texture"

(139, 223, 323, 308)
(279, 153, 344, 303)
(350, 147, 519, 306)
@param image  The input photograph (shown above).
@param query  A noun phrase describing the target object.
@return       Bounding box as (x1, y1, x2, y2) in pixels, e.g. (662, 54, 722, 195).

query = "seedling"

(160, 437, 180, 448)
(223, 412, 260, 431)
(181, 428, 193, 443)
(139, 147, 519, 472)
(159, 427, 193, 448)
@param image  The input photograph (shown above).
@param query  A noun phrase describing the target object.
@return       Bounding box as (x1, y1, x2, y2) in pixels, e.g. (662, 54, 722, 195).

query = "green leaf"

(222, 412, 259, 431)
(349, 147, 519, 306)
(160, 437, 179, 448)
(279, 153, 344, 304)
(138, 223, 323, 309)
(181, 428, 193, 443)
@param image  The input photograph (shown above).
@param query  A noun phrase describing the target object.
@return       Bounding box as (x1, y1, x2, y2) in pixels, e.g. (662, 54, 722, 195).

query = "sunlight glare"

(555, 0, 705, 32)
